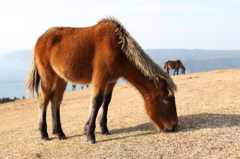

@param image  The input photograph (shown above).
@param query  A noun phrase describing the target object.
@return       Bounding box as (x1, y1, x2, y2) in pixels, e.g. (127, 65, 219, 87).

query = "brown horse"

(25, 17, 178, 144)
(81, 85, 89, 89)
(164, 60, 186, 75)
(72, 84, 76, 91)
(72, 84, 88, 90)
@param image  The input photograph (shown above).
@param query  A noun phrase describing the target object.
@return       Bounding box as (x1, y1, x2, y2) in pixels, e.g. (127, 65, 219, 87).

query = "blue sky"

(0, 0, 240, 55)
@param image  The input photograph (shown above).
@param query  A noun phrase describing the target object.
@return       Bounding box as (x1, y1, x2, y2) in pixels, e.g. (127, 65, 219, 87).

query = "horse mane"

(177, 59, 185, 69)
(98, 16, 177, 95)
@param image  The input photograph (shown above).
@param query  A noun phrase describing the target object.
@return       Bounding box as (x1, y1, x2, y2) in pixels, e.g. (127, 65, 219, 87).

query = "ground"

(0, 69, 239, 158)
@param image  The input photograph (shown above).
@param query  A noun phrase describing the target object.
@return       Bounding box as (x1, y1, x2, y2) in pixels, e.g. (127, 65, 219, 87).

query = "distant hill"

(1, 49, 240, 74)
(158, 57, 240, 74)
(146, 49, 240, 75)
(182, 57, 240, 74)
(2, 49, 32, 63)
(146, 49, 240, 63)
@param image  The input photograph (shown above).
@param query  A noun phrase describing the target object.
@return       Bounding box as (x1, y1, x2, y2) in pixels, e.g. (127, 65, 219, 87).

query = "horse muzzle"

(162, 125, 178, 132)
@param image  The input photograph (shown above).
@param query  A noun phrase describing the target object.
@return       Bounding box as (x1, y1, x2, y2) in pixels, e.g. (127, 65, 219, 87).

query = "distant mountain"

(182, 57, 240, 74)
(2, 49, 32, 63)
(1, 49, 240, 74)
(158, 57, 240, 74)
(146, 49, 240, 63)
(146, 49, 240, 75)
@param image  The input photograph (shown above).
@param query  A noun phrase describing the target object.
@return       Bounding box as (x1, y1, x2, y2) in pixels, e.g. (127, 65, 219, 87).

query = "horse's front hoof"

(102, 131, 110, 135)
(88, 139, 96, 145)
(59, 136, 67, 140)
(57, 133, 67, 140)
(42, 137, 50, 140)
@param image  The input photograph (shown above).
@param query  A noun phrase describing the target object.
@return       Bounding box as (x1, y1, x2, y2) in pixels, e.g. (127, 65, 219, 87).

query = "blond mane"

(98, 16, 177, 95)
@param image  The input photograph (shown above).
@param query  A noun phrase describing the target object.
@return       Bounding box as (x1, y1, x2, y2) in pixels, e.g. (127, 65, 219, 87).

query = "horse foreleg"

(173, 69, 177, 75)
(176, 69, 179, 75)
(51, 78, 67, 140)
(99, 82, 116, 135)
(84, 89, 104, 144)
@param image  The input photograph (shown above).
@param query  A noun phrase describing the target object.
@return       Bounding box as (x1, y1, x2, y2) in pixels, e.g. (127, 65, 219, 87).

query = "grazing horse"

(72, 84, 76, 91)
(164, 60, 186, 75)
(25, 17, 178, 144)
(81, 85, 89, 89)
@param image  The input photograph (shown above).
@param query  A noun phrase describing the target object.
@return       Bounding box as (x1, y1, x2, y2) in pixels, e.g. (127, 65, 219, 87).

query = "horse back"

(34, 22, 122, 85)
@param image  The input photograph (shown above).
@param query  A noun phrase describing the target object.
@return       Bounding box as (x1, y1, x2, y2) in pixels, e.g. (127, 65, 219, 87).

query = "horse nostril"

(172, 125, 177, 132)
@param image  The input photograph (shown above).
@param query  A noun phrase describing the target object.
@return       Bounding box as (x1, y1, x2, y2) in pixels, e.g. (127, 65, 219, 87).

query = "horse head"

(145, 76, 178, 132)
(181, 67, 186, 75)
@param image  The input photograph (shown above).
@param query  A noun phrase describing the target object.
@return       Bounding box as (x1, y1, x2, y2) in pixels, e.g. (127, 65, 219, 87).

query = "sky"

(0, 0, 240, 55)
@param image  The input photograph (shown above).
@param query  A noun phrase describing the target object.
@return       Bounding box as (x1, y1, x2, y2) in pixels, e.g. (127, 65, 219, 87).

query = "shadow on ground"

(97, 113, 240, 143)
(62, 113, 239, 143)
(178, 113, 240, 132)
(109, 113, 240, 134)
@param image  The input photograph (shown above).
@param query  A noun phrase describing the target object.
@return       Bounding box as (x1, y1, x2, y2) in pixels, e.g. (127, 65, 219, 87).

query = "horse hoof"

(59, 136, 67, 140)
(103, 131, 110, 135)
(42, 137, 50, 140)
(172, 125, 178, 132)
(88, 140, 96, 145)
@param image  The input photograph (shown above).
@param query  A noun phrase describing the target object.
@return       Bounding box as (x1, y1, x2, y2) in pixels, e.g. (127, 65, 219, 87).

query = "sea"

(0, 58, 126, 99)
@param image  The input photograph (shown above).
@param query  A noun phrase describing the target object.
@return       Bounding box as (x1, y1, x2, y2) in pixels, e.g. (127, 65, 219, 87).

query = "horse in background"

(81, 85, 89, 89)
(25, 16, 178, 144)
(164, 60, 186, 75)
(72, 84, 89, 91)
(72, 84, 76, 91)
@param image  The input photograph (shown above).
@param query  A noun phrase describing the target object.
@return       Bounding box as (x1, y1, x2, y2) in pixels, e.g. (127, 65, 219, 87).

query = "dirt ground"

(0, 69, 239, 159)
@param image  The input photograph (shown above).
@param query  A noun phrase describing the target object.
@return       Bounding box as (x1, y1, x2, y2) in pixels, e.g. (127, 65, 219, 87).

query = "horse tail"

(164, 62, 167, 70)
(25, 50, 40, 98)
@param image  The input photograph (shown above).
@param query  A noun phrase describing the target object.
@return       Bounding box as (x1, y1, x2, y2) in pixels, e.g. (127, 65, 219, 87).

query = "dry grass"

(0, 69, 239, 159)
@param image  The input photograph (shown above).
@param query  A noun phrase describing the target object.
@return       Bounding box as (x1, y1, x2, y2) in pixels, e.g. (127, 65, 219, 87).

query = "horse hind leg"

(167, 68, 170, 74)
(50, 77, 67, 139)
(99, 81, 116, 135)
(38, 76, 56, 140)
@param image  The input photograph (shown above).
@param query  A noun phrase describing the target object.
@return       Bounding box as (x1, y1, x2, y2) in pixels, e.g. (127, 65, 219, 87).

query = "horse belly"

(50, 49, 94, 85)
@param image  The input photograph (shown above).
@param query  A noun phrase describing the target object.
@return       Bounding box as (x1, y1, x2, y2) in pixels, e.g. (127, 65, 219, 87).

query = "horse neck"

(178, 61, 184, 69)
(121, 61, 158, 97)
(180, 64, 185, 69)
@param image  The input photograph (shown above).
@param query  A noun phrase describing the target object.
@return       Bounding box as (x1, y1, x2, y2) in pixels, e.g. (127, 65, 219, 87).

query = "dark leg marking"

(52, 106, 66, 140)
(39, 109, 49, 140)
(99, 91, 113, 135)
(84, 90, 104, 144)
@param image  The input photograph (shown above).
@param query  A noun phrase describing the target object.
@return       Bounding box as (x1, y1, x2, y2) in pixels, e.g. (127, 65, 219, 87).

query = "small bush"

(0, 97, 19, 104)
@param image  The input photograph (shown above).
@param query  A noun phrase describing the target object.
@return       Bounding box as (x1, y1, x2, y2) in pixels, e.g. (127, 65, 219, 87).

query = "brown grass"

(0, 69, 240, 159)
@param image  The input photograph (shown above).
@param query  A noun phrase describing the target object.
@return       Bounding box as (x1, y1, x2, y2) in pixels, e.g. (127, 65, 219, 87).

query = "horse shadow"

(177, 113, 240, 132)
(63, 113, 239, 142)
(111, 113, 239, 133)
(97, 113, 240, 143)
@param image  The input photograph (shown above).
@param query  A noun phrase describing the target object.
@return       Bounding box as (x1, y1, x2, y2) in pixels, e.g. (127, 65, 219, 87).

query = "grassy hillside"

(0, 69, 239, 158)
